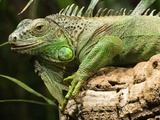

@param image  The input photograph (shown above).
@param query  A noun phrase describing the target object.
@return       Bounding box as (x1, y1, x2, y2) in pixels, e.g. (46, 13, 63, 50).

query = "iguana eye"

(35, 24, 44, 32)
(30, 19, 49, 36)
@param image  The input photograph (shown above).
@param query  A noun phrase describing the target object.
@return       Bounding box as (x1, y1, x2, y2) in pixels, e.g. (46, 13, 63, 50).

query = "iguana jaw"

(8, 18, 52, 53)
(11, 41, 43, 50)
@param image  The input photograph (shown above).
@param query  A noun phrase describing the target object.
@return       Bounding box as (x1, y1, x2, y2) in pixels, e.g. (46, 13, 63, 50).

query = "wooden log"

(61, 54, 160, 120)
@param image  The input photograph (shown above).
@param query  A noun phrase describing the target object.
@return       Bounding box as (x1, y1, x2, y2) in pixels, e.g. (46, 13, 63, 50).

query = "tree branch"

(61, 54, 160, 120)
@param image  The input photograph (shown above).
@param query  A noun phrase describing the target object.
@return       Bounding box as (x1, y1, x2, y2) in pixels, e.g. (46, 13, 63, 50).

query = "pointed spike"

(122, 8, 127, 16)
(114, 11, 119, 16)
(149, 9, 156, 16)
(100, 8, 107, 16)
(71, 6, 78, 16)
(127, 10, 132, 15)
(156, 12, 160, 17)
(119, 8, 124, 15)
(62, 5, 70, 15)
(66, 4, 75, 16)
(59, 8, 64, 15)
(95, 8, 102, 17)
(144, 8, 150, 15)
(77, 6, 85, 17)
(106, 9, 114, 16)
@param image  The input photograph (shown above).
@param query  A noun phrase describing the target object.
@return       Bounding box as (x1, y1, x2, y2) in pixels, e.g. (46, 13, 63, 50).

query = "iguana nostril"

(13, 36, 17, 41)
(9, 34, 19, 43)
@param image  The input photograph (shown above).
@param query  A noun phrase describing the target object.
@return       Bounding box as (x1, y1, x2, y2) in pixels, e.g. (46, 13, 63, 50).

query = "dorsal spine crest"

(58, 4, 160, 17)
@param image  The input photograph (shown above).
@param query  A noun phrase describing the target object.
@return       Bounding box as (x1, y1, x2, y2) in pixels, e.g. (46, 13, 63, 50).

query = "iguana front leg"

(60, 35, 123, 111)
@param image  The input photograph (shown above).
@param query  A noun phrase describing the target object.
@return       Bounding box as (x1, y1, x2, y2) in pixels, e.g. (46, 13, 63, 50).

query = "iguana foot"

(60, 75, 83, 112)
(63, 74, 75, 84)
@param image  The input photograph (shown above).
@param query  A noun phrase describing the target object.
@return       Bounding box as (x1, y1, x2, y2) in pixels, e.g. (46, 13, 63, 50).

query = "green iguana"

(8, 0, 159, 111)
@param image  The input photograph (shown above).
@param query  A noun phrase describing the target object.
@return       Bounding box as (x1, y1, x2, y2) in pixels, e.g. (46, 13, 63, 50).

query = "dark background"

(0, 0, 160, 120)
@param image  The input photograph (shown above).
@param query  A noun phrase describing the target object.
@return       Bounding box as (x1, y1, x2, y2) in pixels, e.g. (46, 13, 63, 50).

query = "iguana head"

(8, 18, 74, 62)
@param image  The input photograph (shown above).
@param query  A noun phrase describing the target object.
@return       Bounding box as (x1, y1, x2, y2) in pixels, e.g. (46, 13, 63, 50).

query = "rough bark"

(60, 54, 160, 120)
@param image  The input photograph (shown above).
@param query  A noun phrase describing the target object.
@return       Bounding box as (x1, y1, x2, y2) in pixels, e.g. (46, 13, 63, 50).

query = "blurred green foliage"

(0, 0, 160, 120)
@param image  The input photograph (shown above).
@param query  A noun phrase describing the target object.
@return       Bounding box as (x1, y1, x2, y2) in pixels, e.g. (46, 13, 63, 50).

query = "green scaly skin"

(8, 0, 159, 112)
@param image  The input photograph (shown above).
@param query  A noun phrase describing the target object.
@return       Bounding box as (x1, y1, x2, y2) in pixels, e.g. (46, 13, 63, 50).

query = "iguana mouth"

(11, 42, 43, 50)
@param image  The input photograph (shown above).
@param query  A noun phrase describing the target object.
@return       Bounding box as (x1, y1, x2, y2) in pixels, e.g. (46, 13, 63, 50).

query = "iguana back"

(46, 13, 160, 65)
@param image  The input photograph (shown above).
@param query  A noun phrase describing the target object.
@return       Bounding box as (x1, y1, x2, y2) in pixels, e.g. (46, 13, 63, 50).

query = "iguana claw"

(63, 73, 76, 84)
